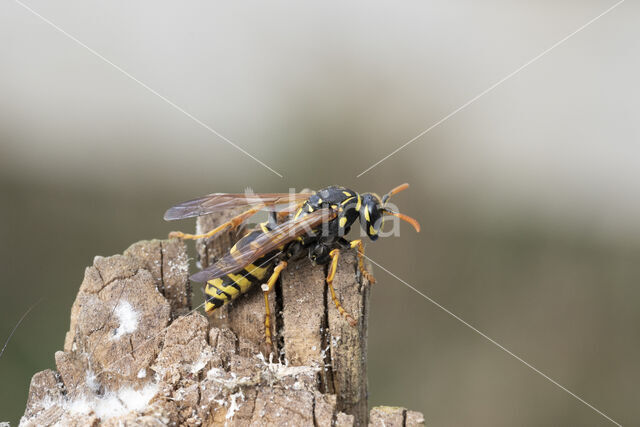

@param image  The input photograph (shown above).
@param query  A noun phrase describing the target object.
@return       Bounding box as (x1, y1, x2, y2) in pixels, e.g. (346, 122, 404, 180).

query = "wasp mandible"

(164, 184, 420, 345)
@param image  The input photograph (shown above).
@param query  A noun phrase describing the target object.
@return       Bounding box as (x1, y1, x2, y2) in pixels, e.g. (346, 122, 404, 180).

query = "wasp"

(164, 184, 420, 345)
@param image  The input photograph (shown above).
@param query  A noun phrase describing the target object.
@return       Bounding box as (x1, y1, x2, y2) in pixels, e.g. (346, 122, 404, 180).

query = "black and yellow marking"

(204, 256, 273, 312)
(204, 228, 275, 313)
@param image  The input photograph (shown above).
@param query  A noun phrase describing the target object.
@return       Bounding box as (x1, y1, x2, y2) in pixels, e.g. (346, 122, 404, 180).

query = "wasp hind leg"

(327, 249, 357, 327)
(169, 206, 262, 240)
(348, 239, 376, 284)
(261, 260, 287, 347)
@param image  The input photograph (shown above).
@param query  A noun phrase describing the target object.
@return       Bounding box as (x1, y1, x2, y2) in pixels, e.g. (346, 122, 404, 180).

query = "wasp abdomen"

(204, 259, 272, 312)
(204, 228, 273, 312)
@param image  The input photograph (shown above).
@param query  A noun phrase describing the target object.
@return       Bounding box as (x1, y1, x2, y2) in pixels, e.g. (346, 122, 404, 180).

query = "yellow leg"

(327, 249, 357, 327)
(262, 260, 287, 346)
(169, 206, 262, 240)
(349, 240, 376, 284)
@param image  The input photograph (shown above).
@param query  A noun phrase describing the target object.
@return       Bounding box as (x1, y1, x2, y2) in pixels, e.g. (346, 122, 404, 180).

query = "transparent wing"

(190, 208, 336, 282)
(164, 192, 313, 221)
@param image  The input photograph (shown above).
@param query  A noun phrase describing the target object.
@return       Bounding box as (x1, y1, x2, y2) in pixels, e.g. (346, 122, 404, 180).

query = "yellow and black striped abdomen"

(204, 228, 273, 313)
(204, 262, 271, 312)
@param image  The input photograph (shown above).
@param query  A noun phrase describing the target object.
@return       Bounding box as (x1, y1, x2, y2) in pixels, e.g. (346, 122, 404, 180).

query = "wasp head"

(359, 193, 384, 240)
(358, 183, 420, 241)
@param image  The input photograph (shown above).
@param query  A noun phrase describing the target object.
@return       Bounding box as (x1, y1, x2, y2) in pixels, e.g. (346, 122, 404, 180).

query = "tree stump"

(20, 213, 425, 426)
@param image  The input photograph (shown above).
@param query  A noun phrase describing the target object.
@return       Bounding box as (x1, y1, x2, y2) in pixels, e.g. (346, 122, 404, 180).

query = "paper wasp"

(164, 184, 420, 345)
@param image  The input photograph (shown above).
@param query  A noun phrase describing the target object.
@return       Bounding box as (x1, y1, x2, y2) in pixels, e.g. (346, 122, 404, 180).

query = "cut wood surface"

(20, 211, 425, 426)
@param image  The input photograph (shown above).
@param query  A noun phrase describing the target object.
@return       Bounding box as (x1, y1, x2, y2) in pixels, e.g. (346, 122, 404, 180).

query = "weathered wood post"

(198, 209, 371, 423)
(20, 211, 425, 426)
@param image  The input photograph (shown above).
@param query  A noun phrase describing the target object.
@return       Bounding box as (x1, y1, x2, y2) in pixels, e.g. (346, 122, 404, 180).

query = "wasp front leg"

(347, 239, 376, 284)
(169, 206, 262, 240)
(261, 260, 287, 347)
(326, 249, 357, 327)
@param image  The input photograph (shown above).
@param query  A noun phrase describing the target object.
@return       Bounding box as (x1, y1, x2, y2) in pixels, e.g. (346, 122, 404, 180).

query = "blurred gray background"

(1, 0, 639, 425)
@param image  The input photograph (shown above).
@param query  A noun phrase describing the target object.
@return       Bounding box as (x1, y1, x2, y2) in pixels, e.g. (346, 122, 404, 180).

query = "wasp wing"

(190, 208, 336, 282)
(164, 192, 312, 221)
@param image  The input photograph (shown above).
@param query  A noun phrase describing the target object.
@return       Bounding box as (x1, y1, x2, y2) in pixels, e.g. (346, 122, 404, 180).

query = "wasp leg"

(261, 260, 288, 346)
(169, 206, 262, 240)
(348, 239, 376, 284)
(327, 249, 357, 327)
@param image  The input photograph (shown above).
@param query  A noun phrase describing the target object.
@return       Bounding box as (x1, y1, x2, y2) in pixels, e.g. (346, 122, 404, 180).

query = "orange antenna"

(382, 183, 410, 204)
(383, 209, 421, 233)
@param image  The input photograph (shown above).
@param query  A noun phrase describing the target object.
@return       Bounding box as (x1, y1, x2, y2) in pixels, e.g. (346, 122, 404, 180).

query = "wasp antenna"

(383, 209, 420, 233)
(382, 183, 410, 204)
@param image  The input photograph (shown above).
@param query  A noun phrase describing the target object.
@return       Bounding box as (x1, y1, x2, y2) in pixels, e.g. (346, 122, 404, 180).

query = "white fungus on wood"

(111, 301, 139, 340)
